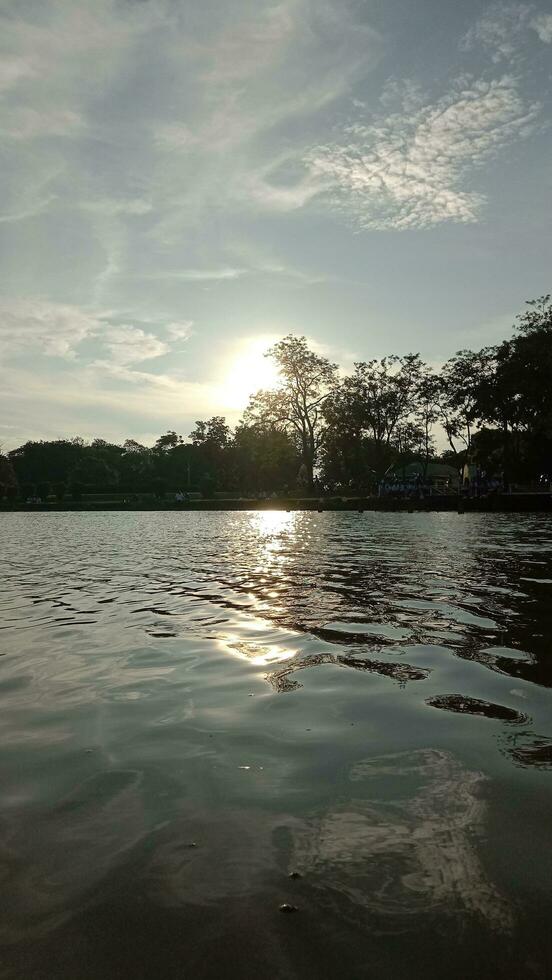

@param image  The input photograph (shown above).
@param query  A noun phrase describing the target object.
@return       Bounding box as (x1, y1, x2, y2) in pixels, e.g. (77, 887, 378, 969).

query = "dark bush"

(151, 477, 168, 500)
(36, 481, 51, 500)
(70, 482, 84, 502)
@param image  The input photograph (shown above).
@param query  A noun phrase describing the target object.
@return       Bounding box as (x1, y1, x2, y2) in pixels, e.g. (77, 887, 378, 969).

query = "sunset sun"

(219, 336, 282, 410)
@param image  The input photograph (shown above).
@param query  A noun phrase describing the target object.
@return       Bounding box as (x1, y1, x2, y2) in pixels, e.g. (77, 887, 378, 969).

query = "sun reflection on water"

(220, 634, 297, 667)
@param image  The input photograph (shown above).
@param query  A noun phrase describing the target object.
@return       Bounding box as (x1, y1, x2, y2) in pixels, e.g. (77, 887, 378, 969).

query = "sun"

(219, 336, 281, 410)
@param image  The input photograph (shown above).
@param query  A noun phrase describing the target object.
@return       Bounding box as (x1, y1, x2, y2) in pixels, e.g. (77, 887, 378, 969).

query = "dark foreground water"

(1, 512, 552, 980)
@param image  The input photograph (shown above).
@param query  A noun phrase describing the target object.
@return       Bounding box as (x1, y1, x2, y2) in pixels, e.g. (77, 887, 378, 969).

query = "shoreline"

(1, 493, 552, 513)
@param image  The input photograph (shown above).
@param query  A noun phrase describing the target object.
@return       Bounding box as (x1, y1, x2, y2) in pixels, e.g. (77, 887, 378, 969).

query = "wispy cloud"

(531, 12, 552, 43)
(461, 3, 533, 62)
(166, 322, 194, 342)
(461, 3, 552, 60)
(145, 268, 248, 283)
(0, 107, 82, 141)
(1, 0, 551, 445)
(0, 298, 102, 358)
(0, 299, 189, 368)
(306, 75, 541, 229)
(80, 198, 152, 216)
(100, 325, 169, 365)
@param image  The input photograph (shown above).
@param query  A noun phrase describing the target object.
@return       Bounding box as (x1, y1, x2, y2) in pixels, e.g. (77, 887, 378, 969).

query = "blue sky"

(1, 0, 551, 447)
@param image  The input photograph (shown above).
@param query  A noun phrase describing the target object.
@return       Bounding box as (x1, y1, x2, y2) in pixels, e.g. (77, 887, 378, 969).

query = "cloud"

(306, 75, 541, 229)
(531, 13, 552, 42)
(0, 1, 158, 143)
(146, 0, 383, 242)
(166, 322, 194, 341)
(80, 198, 152, 216)
(461, 4, 552, 59)
(100, 325, 169, 365)
(0, 55, 35, 94)
(0, 299, 187, 373)
(153, 123, 198, 151)
(461, 3, 533, 62)
(145, 268, 248, 282)
(0, 107, 82, 140)
(0, 298, 102, 358)
(0, 361, 222, 449)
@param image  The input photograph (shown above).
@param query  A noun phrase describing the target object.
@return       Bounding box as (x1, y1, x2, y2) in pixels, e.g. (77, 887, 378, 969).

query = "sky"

(1, 0, 551, 449)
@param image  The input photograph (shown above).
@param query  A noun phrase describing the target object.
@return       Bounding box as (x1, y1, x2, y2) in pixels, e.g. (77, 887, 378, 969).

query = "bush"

(70, 482, 84, 502)
(54, 482, 66, 502)
(36, 481, 51, 500)
(199, 473, 216, 499)
(151, 477, 167, 500)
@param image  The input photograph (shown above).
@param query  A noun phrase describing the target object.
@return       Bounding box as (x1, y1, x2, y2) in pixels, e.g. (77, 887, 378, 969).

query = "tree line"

(1, 294, 551, 500)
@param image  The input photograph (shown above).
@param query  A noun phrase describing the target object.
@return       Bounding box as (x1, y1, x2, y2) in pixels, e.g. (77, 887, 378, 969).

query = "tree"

(119, 440, 153, 489)
(153, 430, 183, 453)
(8, 439, 85, 485)
(36, 480, 51, 500)
(472, 304, 552, 482)
(439, 349, 494, 455)
(190, 417, 230, 449)
(415, 369, 440, 475)
(189, 417, 232, 491)
(233, 423, 300, 493)
(0, 453, 17, 493)
(245, 335, 337, 488)
(515, 294, 552, 335)
(323, 355, 422, 481)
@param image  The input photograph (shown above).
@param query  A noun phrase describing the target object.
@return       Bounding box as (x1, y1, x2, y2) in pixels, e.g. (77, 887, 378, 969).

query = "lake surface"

(1, 511, 552, 979)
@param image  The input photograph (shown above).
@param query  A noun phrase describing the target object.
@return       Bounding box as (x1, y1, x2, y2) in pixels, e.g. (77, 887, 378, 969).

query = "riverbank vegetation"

(1, 295, 551, 501)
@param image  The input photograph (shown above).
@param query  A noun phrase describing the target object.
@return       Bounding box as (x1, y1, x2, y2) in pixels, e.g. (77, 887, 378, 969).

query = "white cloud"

(531, 13, 552, 43)
(80, 198, 152, 216)
(461, 3, 532, 62)
(0, 362, 222, 449)
(244, 166, 329, 212)
(0, 2, 156, 143)
(146, 268, 247, 282)
(0, 55, 35, 93)
(0, 107, 82, 141)
(154, 123, 198, 151)
(166, 322, 194, 341)
(101, 325, 169, 365)
(306, 75, 541, 229)
(146, 0, 383, 242)
(0, 298, 102, 358)
(0, 300, 181, 372)
(461, 4, 552, 58)
(0, 195, 57, 225)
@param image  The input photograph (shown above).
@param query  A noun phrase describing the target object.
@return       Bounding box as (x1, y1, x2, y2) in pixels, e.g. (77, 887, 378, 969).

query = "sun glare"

(219, 336, 281, 410)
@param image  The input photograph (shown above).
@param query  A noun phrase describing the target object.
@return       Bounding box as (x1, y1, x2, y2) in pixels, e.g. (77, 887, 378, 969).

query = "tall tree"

(323, 355, 422, 479)
(0, 451, 18, 494)
(233, 423, 300, 492)
(245, 335, 337, 488)
(189, 417, 232, 491)
(415, 368, 440, 475)
(439, 349, 494, 456)
(153, 430, 183, 453)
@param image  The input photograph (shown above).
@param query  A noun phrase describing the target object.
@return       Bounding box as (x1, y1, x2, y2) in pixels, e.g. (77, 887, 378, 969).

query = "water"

(1, 511, 552, 979)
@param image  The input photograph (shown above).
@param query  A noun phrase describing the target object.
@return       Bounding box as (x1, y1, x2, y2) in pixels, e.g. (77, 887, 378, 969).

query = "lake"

(1, 511, 552, 979)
